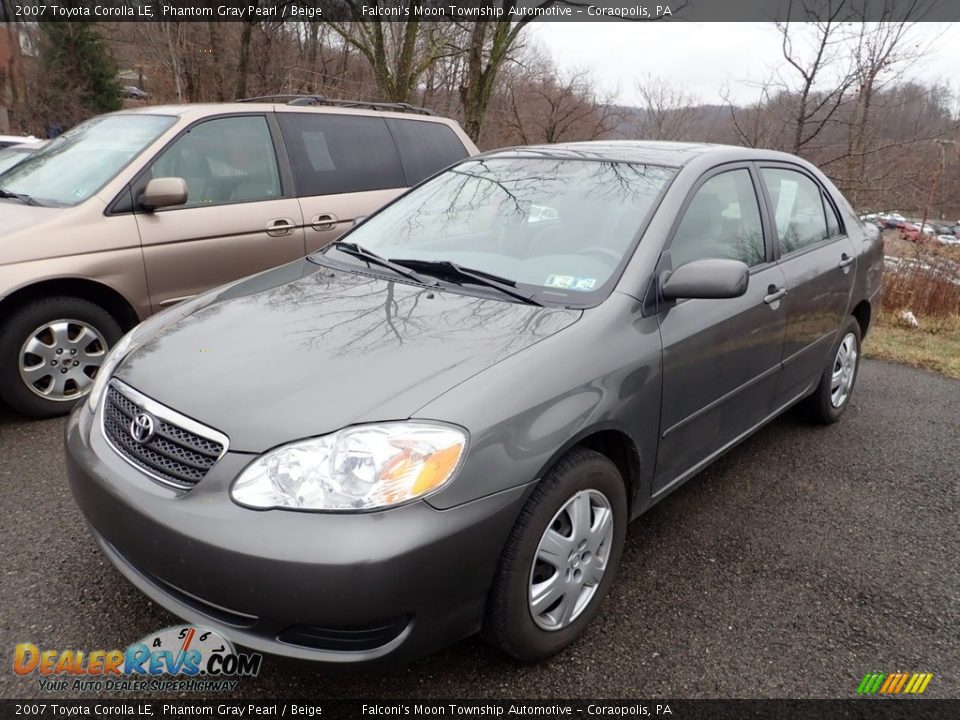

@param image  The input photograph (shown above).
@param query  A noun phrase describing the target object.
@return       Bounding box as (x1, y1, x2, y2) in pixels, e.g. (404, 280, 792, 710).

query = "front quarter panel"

(418, 292, 662, 511)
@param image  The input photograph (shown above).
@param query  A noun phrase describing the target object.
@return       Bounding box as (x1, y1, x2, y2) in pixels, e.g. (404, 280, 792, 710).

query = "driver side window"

(670, 169, 765, 268)
(148, 115, 281, 209)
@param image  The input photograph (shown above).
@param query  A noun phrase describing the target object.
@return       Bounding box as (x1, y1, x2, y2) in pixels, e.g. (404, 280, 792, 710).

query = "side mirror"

(141, 177, 188, 211)
(661, 258, 749, 301)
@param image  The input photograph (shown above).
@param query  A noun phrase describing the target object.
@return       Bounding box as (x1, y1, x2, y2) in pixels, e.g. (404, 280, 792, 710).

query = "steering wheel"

(578, 246, 622, 264)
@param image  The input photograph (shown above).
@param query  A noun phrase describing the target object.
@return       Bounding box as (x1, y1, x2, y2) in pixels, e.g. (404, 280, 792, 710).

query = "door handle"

(266, 218, 296, 237)
(763, 286, 788, 305)
(839, 253, 855, 270)
(310, 213, 338, 231)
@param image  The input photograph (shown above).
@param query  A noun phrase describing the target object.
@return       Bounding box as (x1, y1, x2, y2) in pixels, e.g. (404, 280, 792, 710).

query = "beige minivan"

(0, 98, 477, 417)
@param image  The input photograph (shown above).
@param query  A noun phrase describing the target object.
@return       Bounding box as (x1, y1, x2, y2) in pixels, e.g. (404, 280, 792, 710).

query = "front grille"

(103, 383, 225, 489)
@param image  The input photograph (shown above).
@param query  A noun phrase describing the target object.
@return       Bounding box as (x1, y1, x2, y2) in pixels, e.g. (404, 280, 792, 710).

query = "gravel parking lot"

(1, 358, 957, 699)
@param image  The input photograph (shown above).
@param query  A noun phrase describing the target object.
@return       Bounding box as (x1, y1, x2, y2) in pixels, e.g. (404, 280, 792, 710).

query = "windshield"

(325, 157, 675, 303)
(0, 147, 35, 174)
(0, 114, 176, 207)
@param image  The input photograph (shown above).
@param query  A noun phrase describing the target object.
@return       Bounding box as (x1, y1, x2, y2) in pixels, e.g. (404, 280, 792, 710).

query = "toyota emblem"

(130, 412, 156, 444)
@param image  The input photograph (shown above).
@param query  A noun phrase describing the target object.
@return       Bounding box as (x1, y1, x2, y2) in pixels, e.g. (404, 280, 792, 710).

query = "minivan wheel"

(0, 297, 123, 418)
(483, 448, 627, 661)
(803, 316, 862, 425)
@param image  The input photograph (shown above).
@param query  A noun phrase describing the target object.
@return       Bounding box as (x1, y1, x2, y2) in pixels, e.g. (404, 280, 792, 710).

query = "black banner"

(2, 0, 960, 23)
(2, 700, 960, 720)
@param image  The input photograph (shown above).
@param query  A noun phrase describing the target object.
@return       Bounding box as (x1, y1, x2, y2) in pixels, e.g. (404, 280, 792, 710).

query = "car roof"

(480, 140, 805, 168)
(113, 103, 456, 124)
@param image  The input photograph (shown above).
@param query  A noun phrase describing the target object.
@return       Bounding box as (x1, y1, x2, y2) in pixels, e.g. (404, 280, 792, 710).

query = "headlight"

(86, 329, 138, 410)
(231, 422, 467, 512)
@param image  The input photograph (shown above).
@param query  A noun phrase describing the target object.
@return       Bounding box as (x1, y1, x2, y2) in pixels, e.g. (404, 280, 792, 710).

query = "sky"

(530, 22, 960, 107)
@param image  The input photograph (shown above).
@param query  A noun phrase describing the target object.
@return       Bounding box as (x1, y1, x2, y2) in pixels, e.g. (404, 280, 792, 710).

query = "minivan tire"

(803, 315, 862, 425)
(483, 447, 627, 661)
(0, 297, 123, 418)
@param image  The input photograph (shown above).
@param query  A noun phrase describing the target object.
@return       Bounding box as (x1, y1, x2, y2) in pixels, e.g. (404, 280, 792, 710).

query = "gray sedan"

(65, 141, 882, 665)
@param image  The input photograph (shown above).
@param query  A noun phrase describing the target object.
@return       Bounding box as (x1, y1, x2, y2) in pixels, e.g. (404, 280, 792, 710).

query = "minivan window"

(670, 169, 765, 267)
(0, 114, 175, 207)
(761, 168, 829, 254)
(278, 113, 405, 196)
(328, 158, 675, 301)
(147, 115, 281, 207)
(386, 118, 469, 185)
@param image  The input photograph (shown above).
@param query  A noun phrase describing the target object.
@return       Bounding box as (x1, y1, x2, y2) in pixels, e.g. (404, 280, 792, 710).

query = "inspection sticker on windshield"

(545, 275, 597, 291)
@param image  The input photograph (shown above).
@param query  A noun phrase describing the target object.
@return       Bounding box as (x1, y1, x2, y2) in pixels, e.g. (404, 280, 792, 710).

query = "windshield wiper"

(329, 241, 435, 286)
(0, 188, 42, 206)
(390, 258, 542, 306)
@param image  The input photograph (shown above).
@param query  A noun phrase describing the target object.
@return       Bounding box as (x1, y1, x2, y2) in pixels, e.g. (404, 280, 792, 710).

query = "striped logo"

(857, 672, 933, 695)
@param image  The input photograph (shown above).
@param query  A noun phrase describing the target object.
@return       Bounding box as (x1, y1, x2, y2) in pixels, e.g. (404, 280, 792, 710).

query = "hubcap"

(528, 489, 614, 632)
(18, 320, 107, 401)
(830, 332, 858, 408)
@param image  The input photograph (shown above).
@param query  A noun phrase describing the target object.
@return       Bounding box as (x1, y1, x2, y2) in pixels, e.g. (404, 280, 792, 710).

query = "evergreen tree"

(33, 22, 122, 129)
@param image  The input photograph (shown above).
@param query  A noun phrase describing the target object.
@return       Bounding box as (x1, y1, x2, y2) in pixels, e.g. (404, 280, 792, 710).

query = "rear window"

(277, 113, 405, 196)
(386, 118, 469, 185)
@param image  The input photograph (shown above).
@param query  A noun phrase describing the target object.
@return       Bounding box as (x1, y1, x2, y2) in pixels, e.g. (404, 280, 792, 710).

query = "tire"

(483, 447, 628, 661)
(803, 315, 862, 425)
(0, 297, 123, 418)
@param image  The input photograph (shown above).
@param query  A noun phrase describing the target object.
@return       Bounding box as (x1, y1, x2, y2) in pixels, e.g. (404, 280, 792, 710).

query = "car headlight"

(231, 422, 467, 512)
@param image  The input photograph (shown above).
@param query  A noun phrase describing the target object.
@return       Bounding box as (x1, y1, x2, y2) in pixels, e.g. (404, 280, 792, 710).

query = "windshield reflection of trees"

(352, 158, 675, 251)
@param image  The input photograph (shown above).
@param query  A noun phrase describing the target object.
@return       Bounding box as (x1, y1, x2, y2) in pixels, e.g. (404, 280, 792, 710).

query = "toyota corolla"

(66, 142, 882, 665)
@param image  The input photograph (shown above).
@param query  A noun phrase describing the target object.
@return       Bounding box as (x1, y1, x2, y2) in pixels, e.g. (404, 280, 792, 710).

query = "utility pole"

(934, 139, 956, 221)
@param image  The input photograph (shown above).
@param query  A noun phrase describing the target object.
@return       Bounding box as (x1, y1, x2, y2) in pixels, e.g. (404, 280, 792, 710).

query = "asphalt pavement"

(1, 359, 957, 699)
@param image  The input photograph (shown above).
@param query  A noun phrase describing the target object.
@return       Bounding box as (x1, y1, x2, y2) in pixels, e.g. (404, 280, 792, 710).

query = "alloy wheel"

(18, 319, 107, 401)
(528, 489, 615, 631)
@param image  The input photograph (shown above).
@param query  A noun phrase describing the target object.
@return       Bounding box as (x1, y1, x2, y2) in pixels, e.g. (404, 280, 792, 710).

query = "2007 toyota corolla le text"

(66, 141, 883, 665)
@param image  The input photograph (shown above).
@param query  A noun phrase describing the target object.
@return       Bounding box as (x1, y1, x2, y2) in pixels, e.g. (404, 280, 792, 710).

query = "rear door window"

(760, 168, 830, 254)
(385, 118, 469, 186)
(277, 113, 405, 197)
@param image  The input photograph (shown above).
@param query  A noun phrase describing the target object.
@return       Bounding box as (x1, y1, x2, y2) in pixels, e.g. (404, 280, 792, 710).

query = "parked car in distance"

(122, 85, 149, 100)
(937, 234, 960, 247)
(0, 134, 37, 148)
(66, 141, 883, 667)
(899, 223, 932, 243)
(0, 140, 46, 174)
(0, 97, 477, 417)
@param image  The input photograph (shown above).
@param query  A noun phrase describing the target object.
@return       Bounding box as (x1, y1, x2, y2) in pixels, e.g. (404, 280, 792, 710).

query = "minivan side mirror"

(661, 258, 750, 301)
(141, 177, 188, 211)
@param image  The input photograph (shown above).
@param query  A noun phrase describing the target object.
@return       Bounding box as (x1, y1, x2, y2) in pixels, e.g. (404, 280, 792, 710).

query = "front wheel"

(0, 297, 123, 418)
(483, 448, 627, 661)
(803, 316, 862, 424)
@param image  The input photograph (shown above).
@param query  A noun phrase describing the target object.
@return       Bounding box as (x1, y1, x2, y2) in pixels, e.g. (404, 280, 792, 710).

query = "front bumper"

(65, 403, 530, 665)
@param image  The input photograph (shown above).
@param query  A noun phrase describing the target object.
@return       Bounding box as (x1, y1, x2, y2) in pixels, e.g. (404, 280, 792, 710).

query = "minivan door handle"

(839, 253, 855, 270)
(763, 286, 788, 305)
(310, 213, 338, 232)
(266, 218, 296, 237)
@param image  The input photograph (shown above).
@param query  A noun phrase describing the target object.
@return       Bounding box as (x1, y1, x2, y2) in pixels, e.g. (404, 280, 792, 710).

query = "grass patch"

(864, 314, 960, 379)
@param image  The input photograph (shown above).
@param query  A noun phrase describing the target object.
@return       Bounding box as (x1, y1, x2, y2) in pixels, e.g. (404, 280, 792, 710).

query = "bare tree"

(634, 74, 699, 140)
(774, 0, 858, 155)
(326, 6, 460, 104)
(502, 63, 620, 145)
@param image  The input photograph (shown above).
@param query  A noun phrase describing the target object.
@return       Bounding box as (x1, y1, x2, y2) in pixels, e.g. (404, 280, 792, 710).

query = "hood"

(0, 201, 62, 237)
(115, 260, 581, 452)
